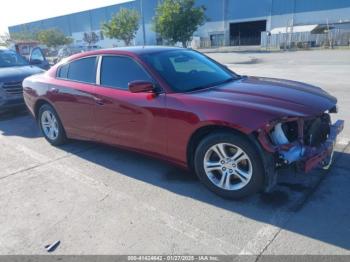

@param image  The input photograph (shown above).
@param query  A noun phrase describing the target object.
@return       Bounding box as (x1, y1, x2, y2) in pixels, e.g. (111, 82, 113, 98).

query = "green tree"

(37, 29, 73, 48)
(153, 0, 207, 47)
(102, 8, 140, 46)
(10, 30, 38, 42)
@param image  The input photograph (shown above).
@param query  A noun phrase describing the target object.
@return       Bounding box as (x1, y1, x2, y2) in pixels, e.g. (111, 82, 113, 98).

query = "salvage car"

(22, 47, 344, 199)
(0, 47, 48, 112)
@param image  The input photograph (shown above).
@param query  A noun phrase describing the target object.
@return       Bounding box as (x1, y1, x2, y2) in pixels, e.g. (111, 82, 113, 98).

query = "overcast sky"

(0, 0, 132, 34)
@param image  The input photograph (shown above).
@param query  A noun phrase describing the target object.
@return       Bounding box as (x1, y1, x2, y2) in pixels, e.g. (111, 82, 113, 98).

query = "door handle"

(93, 97, 105, 105)
(50, 87, 59, 93)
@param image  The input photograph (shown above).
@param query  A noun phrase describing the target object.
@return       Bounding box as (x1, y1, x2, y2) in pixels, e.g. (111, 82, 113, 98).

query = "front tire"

(194, 132, 264, 199)
(38, 103, 67, 146)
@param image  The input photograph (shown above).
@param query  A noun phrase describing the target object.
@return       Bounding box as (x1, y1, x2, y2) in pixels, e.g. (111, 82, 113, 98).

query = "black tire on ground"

(38, 103, 67, 146)
(194, 132, 265, 199)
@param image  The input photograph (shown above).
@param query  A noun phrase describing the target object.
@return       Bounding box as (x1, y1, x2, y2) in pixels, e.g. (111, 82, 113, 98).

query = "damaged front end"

(257, 110, 344, 191)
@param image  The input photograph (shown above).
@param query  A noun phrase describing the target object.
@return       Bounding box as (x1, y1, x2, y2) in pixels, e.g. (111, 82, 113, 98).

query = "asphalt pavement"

(0, 49, 349, 257)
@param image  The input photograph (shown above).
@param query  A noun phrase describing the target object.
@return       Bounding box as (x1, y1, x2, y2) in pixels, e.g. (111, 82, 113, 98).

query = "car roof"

(105, 46, 183, 54)
(50, 46, 186, 77)
(69, 46, 184, 60)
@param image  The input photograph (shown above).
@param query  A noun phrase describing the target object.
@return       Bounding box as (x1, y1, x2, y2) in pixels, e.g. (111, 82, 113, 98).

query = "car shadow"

(3, 114, 350, 251)
(0, 109, 41, 138)
(57, 139, 350, 251)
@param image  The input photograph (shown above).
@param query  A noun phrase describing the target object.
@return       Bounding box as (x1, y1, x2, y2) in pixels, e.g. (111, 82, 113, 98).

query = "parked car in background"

(85, 45, 102, 51)
(28, 47, 50, 70)
(55, 46, 84, 64)
(55, 45, 102, 64)
(0, 47, 47, 113)
(23, 47, 344, 199)
(10, 41, 39, 60)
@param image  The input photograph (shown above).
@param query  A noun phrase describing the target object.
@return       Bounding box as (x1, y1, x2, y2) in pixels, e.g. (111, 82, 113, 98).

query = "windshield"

(0, 50, 28, 68)
(141, 50, 239, 92)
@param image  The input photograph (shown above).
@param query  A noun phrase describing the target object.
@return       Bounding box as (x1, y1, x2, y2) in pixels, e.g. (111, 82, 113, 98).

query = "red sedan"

(23, 47, 344, 199)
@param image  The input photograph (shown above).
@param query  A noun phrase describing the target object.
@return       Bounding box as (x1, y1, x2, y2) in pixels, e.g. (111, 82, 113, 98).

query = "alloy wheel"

(203, 143, 253, 191)
(41, 110, 59, 141)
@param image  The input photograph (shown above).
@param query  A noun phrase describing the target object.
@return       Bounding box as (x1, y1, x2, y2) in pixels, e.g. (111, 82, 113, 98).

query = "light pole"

(223, 0, 227, 46)
(140, 0, 146, 46)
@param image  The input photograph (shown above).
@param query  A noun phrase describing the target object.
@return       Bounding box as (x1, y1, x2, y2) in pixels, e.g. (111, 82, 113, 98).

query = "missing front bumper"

(258, 118, 344, 192)
(301, 120, 344, 172)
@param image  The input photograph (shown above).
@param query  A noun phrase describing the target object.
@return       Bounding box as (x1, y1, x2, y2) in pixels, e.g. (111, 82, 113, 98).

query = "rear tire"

(194, 132, 264, 199)
(38, 103, 67, 146)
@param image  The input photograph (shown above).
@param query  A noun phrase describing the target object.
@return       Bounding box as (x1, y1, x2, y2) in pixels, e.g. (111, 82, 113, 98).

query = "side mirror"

(128, 81, 155, 93)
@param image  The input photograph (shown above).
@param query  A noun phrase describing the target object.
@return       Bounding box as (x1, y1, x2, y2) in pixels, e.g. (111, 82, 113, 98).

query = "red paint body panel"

(23, 47, 340, 169)
(47, 78, 96, 139)
(92, 86, 167, 158)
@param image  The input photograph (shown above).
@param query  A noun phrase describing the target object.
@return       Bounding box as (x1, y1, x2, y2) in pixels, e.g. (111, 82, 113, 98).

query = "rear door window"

(66, 57, 97, 84)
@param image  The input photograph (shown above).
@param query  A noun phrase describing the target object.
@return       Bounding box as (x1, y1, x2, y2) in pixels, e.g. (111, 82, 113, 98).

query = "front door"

(29, 47, 50, 70)
(92, 55, 167, 156)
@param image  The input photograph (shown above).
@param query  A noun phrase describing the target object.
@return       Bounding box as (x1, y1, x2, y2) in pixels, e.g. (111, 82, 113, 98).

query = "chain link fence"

(261, 30, 350, 50)
(195, 37, 262, 49)
(193, 29, 350, 50)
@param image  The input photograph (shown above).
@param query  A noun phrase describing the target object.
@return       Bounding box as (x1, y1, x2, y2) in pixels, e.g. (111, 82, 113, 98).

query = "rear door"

(92, 55, 167, 156)
(49, 56, 97, 139)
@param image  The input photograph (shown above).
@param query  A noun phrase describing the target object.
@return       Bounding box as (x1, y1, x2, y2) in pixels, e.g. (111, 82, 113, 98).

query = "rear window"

(57, 63, 69, 78)
(57, 57, 97, 84)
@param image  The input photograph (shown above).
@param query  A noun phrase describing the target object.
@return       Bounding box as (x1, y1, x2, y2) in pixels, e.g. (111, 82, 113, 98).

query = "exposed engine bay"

(270, 113, 331, 165)
(256, 111, 344, 192)
(257, 112, 344, 173)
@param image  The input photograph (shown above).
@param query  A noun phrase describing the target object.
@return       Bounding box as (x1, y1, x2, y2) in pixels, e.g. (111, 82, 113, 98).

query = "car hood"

(0, 65, 44, 83)
(191, 76, 337, 117)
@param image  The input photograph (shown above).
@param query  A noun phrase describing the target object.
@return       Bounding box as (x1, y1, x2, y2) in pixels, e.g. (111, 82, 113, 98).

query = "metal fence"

(194, 30, 350, 50)
(261, 30, 350, 50)
(196, 37, 261, 49)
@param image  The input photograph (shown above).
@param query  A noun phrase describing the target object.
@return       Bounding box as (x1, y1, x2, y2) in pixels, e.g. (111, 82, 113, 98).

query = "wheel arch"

(34, 98, 55, 119)
(187, 125, 254, 169)
(187, 125, 276, 192)
(35, 99, 68, 144)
